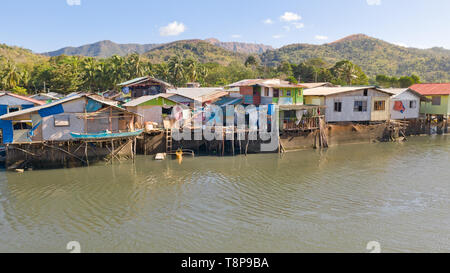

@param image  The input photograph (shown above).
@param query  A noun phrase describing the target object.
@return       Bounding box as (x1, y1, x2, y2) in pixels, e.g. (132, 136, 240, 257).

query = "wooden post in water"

(85, 142, 89, 166)
(111, 140, 114, 164)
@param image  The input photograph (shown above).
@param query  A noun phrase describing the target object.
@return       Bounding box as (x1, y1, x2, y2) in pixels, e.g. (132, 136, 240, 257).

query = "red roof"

(0, 92, 45, 105)
(409, 83, 450, 96)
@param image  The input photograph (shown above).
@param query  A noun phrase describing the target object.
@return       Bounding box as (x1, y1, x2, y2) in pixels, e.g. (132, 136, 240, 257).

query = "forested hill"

(204, 38, 273, 54)
(261, 34, 450, 82)
(2, 34, 450, 82)
(43, 40, 160, 58)
(0, 44, 47, 63)
(43, 38, 273, 58)
(143, 40, 247, 65)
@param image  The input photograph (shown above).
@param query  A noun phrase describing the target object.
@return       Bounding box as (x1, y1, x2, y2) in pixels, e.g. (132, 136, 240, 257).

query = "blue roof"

(214, 97, 243, 106)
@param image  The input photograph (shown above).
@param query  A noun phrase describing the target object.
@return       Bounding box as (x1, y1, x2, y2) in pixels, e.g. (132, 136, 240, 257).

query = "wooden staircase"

(165, 129, 172, 153)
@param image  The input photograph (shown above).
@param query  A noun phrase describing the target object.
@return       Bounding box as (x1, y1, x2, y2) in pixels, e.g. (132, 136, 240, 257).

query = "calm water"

(0, 135, 449, 253)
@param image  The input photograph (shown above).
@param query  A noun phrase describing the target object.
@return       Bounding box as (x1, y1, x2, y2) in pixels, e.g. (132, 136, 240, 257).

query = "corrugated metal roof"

(409, 83, 450, 95)
(0, 94, 132, 120)
(380, 88, 429, 101)
(227, 79, 305, 88)
(30, 93, 61, 100)
(301, 82, 335, 89)
(123, 94, 178, 107)
(117, 76, 173, 88)
(167, 88, 227, 102)
(303, 86, 392, 96)
(0, 92, 45, 105)
(213, 96, 243, 106)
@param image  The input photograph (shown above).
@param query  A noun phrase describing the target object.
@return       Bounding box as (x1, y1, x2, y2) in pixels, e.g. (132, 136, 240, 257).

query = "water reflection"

(0, 135, 449, 252)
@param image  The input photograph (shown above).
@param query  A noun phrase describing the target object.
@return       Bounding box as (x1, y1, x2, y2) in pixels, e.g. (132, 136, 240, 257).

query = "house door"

(253, 86, 261, 105)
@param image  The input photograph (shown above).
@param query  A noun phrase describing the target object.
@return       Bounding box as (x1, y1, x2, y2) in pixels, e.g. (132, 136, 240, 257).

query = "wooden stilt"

(111, 140, 114, 164)
(85, 142, 89, 166)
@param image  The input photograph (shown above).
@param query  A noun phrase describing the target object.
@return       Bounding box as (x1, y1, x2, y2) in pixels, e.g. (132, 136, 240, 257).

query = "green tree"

(245, 55, 259, 68)
(331, 60, 368, 85)
(168, 55, 185, 86)
(2, 61, 21, 90)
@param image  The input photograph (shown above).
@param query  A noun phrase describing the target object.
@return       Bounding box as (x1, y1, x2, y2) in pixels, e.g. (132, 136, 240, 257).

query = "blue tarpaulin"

(21, 104, 34, 110)
(0, 105, 13, 144)
(86, 99, 103, 112)
(38, 104, 64, 118)
(27, 120, 42, 141)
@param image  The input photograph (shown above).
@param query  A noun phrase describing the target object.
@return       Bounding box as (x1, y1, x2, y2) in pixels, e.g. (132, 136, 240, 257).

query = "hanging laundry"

(394, 101, 406, 113)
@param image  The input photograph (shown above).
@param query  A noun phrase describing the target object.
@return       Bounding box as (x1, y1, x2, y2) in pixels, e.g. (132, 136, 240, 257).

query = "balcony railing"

(281, 116, 321, 131)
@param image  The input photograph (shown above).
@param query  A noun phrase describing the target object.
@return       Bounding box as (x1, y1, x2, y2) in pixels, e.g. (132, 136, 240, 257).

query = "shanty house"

(303, 86, 394, 123)
(0, 94, 140, 143)
(117, 76, 174, 98)
(0, 92, 45, 144)
(381, 88, 427, 120)
(29, 92, 64, 103)
(123, 93, 193, 126)
(409, 83, 450, 118)
(167, 87, 229, 105)
(301, 82, 336, 89)
(227, 79, 305, 106)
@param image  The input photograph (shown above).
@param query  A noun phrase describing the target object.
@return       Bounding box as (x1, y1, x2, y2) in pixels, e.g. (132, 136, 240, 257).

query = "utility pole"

(43, 81, 46, 93)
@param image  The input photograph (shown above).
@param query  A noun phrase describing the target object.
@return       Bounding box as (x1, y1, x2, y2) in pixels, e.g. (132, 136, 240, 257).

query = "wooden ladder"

(165, 129, 172, 153)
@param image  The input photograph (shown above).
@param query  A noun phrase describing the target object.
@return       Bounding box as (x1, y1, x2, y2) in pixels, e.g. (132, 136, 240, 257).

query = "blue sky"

(1, 0, 449, 53)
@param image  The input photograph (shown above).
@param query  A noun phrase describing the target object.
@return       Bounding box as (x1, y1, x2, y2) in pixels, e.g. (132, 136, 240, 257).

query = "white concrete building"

(304, 86, 395, 123)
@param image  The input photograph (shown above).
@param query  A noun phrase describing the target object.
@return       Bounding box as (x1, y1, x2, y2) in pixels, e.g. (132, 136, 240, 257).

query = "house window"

(409, 100, 417, 109)
(54, 115, 70, 127)
(432, 96, 441, 106)
(264, 87, 269, 96)
(273, 89, 279, 97)
(286, 90, 292, 96)
(13, 122, 32, 130)
(354, 100, 367, 112)
(374, 101, 386, 111)
(8, 106, 21, 113)
(363, 89, 368, 96)
(334, 101, 342, 112)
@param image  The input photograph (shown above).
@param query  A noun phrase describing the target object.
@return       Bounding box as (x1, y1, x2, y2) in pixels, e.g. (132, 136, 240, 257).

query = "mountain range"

(2, 34, 449, 82)
(43, 38, 273, 57)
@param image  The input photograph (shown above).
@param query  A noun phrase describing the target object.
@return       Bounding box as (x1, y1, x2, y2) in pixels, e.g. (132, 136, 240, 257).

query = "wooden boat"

(70, 129, 144, 139)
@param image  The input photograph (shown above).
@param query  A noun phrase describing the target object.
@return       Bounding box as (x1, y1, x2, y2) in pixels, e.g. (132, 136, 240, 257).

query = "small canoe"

(70, 129, 144, 139)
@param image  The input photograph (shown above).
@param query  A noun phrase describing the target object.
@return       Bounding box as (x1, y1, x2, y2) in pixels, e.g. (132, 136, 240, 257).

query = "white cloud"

(263, 19, 274, 25)
(66, 0, 81, 6)
(159, 21, 186, 36)
(283, 26, 291, 32)
(280, 12, 301, 22)
(272, 34, 283, 39)
(292, 22, 305, 29)
(231, 34, 242, 38)
(315, 35, 328, 41)
(366, 0, 381, 5)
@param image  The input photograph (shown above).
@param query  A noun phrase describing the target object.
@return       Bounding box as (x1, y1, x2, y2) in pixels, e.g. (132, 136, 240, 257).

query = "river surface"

(0, 135, 449, 253)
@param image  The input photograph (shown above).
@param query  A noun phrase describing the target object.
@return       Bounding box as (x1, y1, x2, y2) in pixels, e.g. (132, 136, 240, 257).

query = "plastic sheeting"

(38, 104, 64, 118)
(21, 104, 35, 110)
(27, 120, 42, 141)
(86, 99, 103, 113)
(0, 105, 13, 144)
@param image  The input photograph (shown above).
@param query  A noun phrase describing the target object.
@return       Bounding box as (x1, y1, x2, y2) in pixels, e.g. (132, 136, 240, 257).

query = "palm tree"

(126, 53, 145, 78)
(3, 61, 21, 90)
(168, 55, 185, 86)
(183, 58, 199, 83)
(82, 57, 97, 91)
(332, 60, 359, 85)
